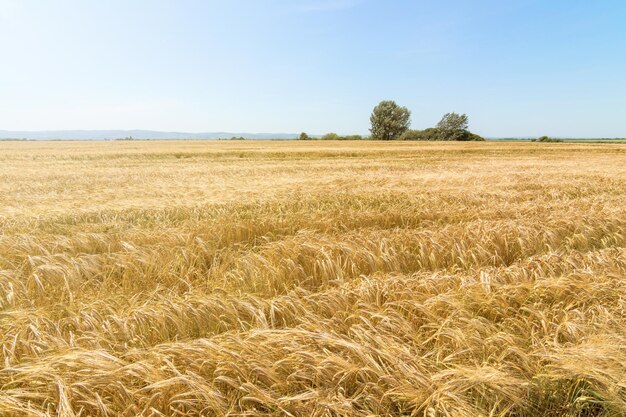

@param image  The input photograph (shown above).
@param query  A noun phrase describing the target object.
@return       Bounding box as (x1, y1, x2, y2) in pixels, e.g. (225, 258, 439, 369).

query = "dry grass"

(1, 140, 625, 416)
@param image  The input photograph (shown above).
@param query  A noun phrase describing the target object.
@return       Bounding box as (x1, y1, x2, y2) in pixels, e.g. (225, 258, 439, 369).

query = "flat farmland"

(1, 140, 625, 416)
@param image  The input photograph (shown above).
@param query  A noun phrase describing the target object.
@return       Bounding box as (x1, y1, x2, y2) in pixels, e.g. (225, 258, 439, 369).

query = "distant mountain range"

(0, 130, 301, 140)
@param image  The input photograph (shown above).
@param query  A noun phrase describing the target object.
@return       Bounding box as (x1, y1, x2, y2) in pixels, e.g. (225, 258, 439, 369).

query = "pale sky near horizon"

(1, 0, 625, 137)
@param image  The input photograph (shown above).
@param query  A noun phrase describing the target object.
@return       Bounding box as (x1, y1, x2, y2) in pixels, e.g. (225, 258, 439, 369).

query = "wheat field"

(0, 140, 625, 416)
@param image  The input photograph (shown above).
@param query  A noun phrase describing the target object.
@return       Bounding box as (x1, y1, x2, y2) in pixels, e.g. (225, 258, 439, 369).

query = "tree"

(298, 132, 310, 140)
(369, 100, 411, 140)
(437, 113, 468, 132)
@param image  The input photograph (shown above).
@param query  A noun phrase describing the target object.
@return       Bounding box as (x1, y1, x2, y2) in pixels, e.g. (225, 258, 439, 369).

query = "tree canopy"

(437, 113, 469, 132)
(369, 100, 411, 140)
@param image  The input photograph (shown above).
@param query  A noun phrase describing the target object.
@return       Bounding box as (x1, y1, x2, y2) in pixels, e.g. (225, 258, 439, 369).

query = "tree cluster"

(369, 101, 484, 141)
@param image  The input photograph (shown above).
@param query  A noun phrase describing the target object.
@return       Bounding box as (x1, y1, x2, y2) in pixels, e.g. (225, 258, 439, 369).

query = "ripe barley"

(0, 140, 624, 416)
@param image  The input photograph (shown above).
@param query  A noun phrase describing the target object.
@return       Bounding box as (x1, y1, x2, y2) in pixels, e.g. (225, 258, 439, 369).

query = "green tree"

(437, 113, 468, 132)
(298, 132, 310, 140)
(369, 100, 411, 140)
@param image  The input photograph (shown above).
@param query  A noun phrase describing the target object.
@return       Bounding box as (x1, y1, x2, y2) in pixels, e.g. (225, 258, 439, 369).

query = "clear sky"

(1, 0, 625, 137)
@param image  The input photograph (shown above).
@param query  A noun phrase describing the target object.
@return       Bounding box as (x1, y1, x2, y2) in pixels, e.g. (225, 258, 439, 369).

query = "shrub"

(321, 133, 340, 141)
(441, 129, 484, 141)
(534, 136, 563, 143)
(399, 129, 421, 141)
(399, 129, 436, 141)
(399, 128, 484, 141)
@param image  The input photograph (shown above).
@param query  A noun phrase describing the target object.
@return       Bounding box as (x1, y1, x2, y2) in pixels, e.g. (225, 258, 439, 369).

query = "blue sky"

(1, 0, 625, 137)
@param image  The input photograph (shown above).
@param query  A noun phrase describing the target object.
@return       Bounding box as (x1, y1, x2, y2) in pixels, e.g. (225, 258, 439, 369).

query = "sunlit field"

(1, 140, 625, 416)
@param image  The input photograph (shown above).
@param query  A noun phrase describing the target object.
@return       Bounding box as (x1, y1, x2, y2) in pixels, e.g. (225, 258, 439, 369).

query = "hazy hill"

(0, 130, 300, 140)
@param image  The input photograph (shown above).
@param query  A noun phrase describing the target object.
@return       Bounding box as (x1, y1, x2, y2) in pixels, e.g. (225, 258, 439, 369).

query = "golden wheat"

(0, 140, 625, 416)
